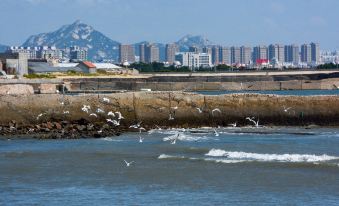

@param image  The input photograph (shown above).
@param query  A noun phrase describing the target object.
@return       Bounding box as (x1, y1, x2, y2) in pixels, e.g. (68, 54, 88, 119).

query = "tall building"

(231, 46, 241, 64)
(202, 47, 212, 55)
(311, 42, 320, 63)
(37, 46, 63, 60)
(70, 46, 88, 62)
(165, 43, 179, 64)
(253, 46, 268, 63)
(211, 46, 220, 65)
(284, 44, 299, 64)
(175, 52, 212, 69)
(119, 44, 135, 63)
(139, 44, 146, 63)
(189, 46, 200, 53)
(301, 44, 312, 63)
(219, 47, 231, 65)
(145, 44, 159, 63)
(240, 46, 252, 65)
(268, 44, 284, 63)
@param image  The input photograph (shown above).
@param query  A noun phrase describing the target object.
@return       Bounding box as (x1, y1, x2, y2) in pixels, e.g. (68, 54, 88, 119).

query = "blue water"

(1, 127, 339, 205)
(196, 89, 339, 96)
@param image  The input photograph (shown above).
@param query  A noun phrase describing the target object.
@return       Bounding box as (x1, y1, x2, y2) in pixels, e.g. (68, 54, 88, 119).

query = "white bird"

(212, 108, 222, 116)
(228, 122, 237, 127)
(124, 160, 134, 167)
(139, 136, 144, 143)
(129, 121, 142, 129)
(246, 117, 260, 127)
(196, 107, 203, 113)
(60, 101, 64, 105)
(115, 111, 124, 120)
(283, 106, 292, 113)
(171, 106, 178, 110)
(89, 113, 98, 118)
(107, 119, 120, 126)
(63, 110, 70, 114)
(214, 129, 219, 137)
(56, 90, 60, 94)
(36, 113, 44, 120)
(103, 97, 110, 103)
(139, 127, 146, 133)
(28, 128, 35, 133)
(107, 111, 115, 117)
(82, 105, 90, 113)
(169, 114, 175, 121)
(97, 130, 103, 134)
(96, 108, 105, 113)
(171, 133, 179, 144)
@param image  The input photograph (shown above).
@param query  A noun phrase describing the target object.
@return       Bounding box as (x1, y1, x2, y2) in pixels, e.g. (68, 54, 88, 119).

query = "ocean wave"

(205, 149, 339, 163)
(162, 133, 211, 142)
(158, 154, 185, 159)
(100, 137, 123, 142)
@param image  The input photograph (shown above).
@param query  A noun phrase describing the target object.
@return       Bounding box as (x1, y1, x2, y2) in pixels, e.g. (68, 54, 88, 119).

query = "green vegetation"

(24, 73, 56, 79)
(130, 62, 190, 72)
(317, 63, 339, 69)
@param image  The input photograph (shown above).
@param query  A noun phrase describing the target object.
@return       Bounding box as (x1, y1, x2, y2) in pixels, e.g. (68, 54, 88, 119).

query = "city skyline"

(0, 0, 339, 50)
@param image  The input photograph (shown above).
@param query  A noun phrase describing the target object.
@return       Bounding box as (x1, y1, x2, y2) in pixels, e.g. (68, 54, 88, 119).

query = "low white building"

(175, 52, 212, 70)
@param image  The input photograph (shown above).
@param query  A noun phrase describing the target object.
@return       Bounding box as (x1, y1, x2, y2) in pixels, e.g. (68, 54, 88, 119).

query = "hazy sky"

(0, 0, 338, 49)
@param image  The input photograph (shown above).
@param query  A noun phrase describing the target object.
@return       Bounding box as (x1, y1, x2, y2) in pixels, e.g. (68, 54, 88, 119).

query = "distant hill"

(176, 34, 213, 51)
(0, 44, 8, 52)
(22, 20, 120, 61)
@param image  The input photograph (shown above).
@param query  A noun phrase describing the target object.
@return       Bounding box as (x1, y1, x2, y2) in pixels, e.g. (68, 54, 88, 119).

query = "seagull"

(82, 105, 90, 113)
(60, 101, 64, 105)
(129, 121, 142, 129)
(97, 129, 103, 134)
(63, 110, 70, 114)
(106, 119, 120, 126)
(107, 111, 115, 117)
(124, 160, 134, 167)
(115, 111, 124, 120)
(212, 108, 222, 116)
(171, 134, 179, 145)
(171, 106, 178, 110)
(103, 97, 110, 103)
(168, 114, 175, 121)
(228, 122, 237, 127)
(56, 90, 60, 94)
(213, 129, 219, 137)
(89, 113, 98, 118)
(139, 127, 146, 133)
(28, 128, 35, 133)
(36, 113, 44, 120)
(283, 106, 292, 113)
(96, 108, 105, 113)
(246, 117, 260, 127)
(139, 136, 144, 143)
(196, 107, 203, 113)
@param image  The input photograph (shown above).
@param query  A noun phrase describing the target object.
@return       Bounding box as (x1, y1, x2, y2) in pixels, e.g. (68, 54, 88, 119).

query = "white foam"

(100, 137, 123, 142)
(163, 133, 210, 142)
(158, 154, 185, 159)
(206, 149, 339, 163)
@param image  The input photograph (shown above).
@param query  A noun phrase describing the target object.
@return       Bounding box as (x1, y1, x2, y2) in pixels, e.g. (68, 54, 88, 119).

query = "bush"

(24, 73, 56, 79)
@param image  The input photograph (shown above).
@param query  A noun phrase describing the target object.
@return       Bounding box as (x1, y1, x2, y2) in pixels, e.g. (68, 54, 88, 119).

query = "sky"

(0, 0, 338, 50)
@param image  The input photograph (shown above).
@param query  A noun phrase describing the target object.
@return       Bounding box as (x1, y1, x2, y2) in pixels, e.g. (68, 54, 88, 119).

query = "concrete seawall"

(1, 92, 339, 129)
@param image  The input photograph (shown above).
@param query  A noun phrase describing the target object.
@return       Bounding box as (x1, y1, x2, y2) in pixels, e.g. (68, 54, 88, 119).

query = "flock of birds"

(33, 95, 294, 167)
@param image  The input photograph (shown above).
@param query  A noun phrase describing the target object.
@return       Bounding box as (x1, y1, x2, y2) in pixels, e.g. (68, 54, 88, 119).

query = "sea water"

(1, 127, 339, 205)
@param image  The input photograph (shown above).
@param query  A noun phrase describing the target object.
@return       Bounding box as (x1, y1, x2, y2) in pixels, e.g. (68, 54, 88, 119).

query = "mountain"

(176, 34, 213, 51)
(0, 44, 8, 52)
(22, 20, 120, 61)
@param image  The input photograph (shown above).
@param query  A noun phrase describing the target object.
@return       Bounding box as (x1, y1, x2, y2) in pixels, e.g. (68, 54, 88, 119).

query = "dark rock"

(55, 122, 62, 130)
(76, 125, 86, 131)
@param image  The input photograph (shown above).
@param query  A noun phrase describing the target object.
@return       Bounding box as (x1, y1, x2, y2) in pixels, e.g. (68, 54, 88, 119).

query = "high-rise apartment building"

(211, 46, 220, 65)
(268, 44, 284, 63)
(284, 44, 299, 64)
(231, 46, 241, 64)
(202, 47, 212, 55)
(119, 44, 135, 63)
(189, 46, 200, 53)
(175, 52, 212, 69)
(70, 46, 88, 62)
(311, 42, 320, 63)
(219, 47, 231, 65)
(301, 44, 312, 63)
(145, 44, 159, 63)
(165, 43, 179, 64)
(253, 46, 268, 63)
(240, 46, 252, 65)
(139, 44, 146, 63)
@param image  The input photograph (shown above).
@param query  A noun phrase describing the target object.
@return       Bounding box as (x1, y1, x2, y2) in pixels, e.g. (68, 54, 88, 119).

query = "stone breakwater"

(0, 92, 339, 139)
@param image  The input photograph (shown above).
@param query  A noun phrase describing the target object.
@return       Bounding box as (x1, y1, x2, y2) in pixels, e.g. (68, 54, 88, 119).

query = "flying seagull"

(196, 107, 203, 113)
(246, 117, 259, 127)
(139, 136, 144, 143)
(212, 108, 222, 116)
(107, 111, 115, 117)
(168, 114, 175, 121)
(81, 105, 90, 113)
(89, 113, 98, 118)
(213, 129, 219, 137)
(283, 106, 292, 113)
(96, 108, 105, 113)
(124, 160, 134, 167)
(115, 111, 124, 120)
